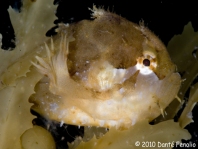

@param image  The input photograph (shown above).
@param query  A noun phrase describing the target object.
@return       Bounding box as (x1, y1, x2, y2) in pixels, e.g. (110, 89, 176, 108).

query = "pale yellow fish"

(30, 6, 181, 129)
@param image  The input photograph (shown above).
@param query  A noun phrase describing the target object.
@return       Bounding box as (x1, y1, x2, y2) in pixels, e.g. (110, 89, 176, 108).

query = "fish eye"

(143, 59, 150, 66)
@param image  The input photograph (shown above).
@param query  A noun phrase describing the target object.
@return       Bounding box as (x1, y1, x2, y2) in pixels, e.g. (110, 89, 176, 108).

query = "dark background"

(0, 0, 198, 149)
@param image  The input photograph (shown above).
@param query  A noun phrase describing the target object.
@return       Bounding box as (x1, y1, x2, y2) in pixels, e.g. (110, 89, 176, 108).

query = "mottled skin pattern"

(30, 7, 181, 129)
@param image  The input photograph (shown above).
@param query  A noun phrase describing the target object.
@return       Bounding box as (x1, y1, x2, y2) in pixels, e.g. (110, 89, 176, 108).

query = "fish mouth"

(30, 42, 181, 128)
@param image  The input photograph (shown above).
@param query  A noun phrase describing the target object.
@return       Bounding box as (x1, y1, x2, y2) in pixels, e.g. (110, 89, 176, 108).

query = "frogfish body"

(30, 7, 181, 129)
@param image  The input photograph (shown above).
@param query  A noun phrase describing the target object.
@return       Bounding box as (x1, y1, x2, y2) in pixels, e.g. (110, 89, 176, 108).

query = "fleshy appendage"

(31, 33, 181, 129)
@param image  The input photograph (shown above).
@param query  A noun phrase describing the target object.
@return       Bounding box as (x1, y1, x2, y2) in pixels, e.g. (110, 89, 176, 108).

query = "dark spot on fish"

(143, 59, 150, 66)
